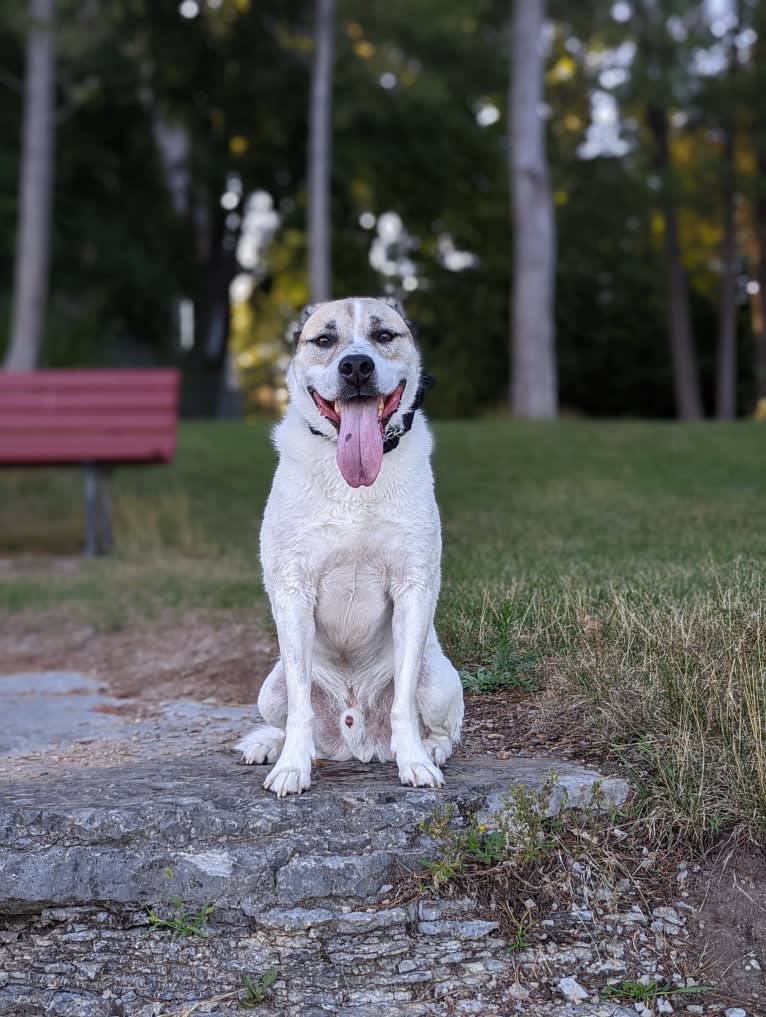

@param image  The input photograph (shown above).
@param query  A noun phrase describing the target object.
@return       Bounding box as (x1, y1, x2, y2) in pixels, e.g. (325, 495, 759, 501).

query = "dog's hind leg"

(417, 633, 464, 767)
(235, 661, 286, 765)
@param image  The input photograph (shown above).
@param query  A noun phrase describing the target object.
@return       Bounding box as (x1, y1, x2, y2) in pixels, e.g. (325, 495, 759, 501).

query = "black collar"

(308, 375, 432, 454)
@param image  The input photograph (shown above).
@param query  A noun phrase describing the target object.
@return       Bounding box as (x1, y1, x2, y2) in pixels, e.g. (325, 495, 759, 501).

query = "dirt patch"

(0, 610, 276, 707)
(458, 687, 566, 761)
(684, 844, 766, 1010)
(459, 682, 609, 767)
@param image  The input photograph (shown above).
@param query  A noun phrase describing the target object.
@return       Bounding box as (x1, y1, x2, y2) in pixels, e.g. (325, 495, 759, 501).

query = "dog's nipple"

(344, 715, 354, 727)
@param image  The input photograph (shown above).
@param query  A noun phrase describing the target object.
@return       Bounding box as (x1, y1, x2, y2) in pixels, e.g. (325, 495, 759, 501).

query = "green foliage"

(144, 898, 215, 938)
(502, 778, 564, 864)
(417, 804, 464, 888)
(504, 913, 533, 954)
(462, 825, 506, 866)
(418, 774, 563, 890)
(601, 980, 710, 1004)
(459, 642, 539, 694)
(239, 970, 279, 1008)
(0, 0, 759, 414)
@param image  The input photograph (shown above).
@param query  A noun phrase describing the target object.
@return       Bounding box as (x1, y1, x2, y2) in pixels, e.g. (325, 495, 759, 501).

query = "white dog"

(235, 296, 464, 797)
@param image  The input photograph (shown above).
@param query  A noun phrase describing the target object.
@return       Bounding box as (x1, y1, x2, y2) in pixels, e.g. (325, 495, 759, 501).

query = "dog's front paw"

(264, 759, 312, 797)
(397, 756, 444, 789)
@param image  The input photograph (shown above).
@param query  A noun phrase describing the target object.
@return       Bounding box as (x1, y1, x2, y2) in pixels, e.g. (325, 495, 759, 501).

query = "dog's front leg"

(263, 588, 316, 797)
(390, 586, 444, 788)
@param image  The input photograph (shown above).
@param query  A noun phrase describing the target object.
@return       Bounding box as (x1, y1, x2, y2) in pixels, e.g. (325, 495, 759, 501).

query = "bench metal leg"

(83, 464, 98, 557)
(99, 468, 113, 554)
(83, 465, 114, 556)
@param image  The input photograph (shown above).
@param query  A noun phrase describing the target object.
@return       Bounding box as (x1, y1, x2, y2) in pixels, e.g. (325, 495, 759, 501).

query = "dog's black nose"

(338, 354, 375, 388)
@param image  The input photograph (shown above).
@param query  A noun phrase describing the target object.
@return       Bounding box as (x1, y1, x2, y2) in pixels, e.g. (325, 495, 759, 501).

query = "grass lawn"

(2, 418, 765, 838)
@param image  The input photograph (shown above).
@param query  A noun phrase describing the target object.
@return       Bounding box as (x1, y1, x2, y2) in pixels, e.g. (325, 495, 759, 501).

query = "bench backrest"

(0, 369, 180, 466)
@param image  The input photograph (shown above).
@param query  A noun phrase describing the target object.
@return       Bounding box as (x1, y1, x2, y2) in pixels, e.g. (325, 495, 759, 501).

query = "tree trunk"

(508, 0, 557, 418)
(715, 127, 738, 419)
(4, 0, 56, 372)
(308, 0, 335, 304)
(138, 73, 191, 217)
(647, 104, 704, 420)
(756, 157, 766, 404)
(181, 201, 240, 418)
(715, 15, 740, 420)
(753, 8, 766, 409)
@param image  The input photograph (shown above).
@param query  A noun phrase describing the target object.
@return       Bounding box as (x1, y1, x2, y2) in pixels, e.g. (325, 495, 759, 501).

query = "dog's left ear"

(290, 302, 321, 350)
(379, 295, 417, 339)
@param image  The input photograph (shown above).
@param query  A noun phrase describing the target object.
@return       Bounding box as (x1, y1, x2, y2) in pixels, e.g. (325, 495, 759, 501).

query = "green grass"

(2, 418, 766, 838)
(0, 421, 276, 620)
(3, 419, 764, 618)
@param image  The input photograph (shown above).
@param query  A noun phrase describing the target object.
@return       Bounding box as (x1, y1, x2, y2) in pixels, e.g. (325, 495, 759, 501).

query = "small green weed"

(462, 826, 505, 866)
(418, 803, 467, 889)
(417, 802, 510, 888)
(418, 856, 464, 889)
(505, 913, 533, 954)
(459, 642, 540, 694)
(500, 776, 563, 864)
(240, 969, 278, 1008)
(419, 775, 563, 885)
(145, 898, 215, 938)
(601, 980, 710, 1004)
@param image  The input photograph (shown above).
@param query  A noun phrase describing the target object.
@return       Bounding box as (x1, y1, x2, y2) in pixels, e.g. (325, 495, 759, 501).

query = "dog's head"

(287, 296, 423, 488)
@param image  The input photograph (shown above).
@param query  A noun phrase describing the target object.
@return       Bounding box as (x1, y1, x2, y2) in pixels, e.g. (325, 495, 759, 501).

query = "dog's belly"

(313, 560, 393, 677)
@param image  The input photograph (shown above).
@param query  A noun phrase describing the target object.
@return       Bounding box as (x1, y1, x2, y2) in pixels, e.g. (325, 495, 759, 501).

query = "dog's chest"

(314, 552, 392, 654)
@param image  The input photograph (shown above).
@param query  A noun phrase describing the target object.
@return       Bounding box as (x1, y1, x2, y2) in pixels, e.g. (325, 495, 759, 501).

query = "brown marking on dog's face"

(295, 298, 416, 366)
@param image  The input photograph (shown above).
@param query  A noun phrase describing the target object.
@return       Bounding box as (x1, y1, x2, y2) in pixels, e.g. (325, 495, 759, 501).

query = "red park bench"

(0, 369, 180, 556)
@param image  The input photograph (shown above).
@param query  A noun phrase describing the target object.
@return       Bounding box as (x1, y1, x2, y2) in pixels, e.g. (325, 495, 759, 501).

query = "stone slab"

(0, 672, 631, 1015)
(0, 753, 628, 913)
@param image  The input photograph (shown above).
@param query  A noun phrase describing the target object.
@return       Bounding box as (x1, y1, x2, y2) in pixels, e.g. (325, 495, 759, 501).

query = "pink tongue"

(336, 399, 383, 488)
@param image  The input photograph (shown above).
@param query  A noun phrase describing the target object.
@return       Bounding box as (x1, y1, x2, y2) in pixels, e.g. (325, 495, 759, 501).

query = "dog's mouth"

(309, 382, 406, 435)
(308, 381, 406, 489)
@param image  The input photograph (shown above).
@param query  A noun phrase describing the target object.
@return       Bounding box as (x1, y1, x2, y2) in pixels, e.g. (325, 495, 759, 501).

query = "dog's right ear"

(290, 302, 321, 350)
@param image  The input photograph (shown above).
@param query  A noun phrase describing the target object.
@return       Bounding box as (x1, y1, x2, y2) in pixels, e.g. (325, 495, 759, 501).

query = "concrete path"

(0, 670, 256, 774)
(0, 671, 125, 754)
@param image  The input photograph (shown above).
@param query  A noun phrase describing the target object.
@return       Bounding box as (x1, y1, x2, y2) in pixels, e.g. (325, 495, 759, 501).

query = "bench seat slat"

(0, 412, 177, 433)
(0, 369, 178, 391)
(0, 392, 176, 412)
(0, 435, 176, 464)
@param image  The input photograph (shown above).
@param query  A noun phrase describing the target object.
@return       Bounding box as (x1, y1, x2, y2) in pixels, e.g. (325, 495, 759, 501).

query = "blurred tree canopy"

(0, 0, 762, 418)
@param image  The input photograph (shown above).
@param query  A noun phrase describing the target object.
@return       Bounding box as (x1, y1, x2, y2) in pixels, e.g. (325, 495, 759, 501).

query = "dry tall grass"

(443, 564, 766, 841)
(568, 570, 766, 840)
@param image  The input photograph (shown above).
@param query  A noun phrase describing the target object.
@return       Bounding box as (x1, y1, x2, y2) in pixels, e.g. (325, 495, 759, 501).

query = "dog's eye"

(374, 331, 395, 344)
(311, 334, 337, 349)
